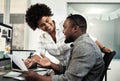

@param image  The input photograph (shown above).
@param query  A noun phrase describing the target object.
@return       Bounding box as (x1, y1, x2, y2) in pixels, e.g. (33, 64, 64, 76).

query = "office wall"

(86, 18, 120, 59)
(28, 0, 120, 81)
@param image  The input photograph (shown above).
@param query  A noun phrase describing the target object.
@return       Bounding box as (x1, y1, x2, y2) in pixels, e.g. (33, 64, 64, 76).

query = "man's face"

(63, 19, 75, 43)
(37, 16, 55, 33)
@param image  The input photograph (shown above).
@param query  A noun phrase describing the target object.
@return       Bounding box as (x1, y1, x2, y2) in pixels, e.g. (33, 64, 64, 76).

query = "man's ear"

(72, 25, 79, 32)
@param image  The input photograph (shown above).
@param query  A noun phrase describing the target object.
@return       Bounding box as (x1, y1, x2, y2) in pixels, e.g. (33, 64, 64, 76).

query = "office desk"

(0, 68, 52, 81)
(0, 76, 16, 81)
(0, 70, 17, 81)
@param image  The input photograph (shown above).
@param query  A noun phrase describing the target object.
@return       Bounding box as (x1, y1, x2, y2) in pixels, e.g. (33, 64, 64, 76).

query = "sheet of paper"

(45, 51, 60, 64)
(3, 71, 22, 78)
(8, 54, 28, 71)
(35, 49, 60, 64)
(13, 76, 25, 81)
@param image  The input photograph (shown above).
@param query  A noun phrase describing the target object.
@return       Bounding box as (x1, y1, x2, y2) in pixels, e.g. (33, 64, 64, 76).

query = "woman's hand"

(24, 54, 51, 68)
(102, 47, 112, 53)
(24, 58, 35, 68)
(24, 55, 41, 68)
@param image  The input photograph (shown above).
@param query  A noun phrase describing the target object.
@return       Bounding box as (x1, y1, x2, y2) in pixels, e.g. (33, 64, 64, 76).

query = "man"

(23, 14, 104, 81)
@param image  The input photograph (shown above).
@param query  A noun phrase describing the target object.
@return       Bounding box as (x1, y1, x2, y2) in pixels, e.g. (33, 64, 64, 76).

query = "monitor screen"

(0, 23, 12, 66)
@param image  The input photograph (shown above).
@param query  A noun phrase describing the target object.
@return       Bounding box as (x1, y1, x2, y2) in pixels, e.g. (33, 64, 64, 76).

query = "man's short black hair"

(67, 14, 87, 33)
(25, 3, 53, 30)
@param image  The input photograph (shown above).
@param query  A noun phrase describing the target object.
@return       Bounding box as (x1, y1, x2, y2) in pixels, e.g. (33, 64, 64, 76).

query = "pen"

(28, 52, 34, 58)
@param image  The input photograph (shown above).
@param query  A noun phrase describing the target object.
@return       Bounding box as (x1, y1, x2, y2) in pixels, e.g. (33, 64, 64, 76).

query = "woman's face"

(37, 16, 55, 33)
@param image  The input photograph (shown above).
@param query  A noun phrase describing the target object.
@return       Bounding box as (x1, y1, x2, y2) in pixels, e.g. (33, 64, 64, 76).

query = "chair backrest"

(99, 51, 116, 81)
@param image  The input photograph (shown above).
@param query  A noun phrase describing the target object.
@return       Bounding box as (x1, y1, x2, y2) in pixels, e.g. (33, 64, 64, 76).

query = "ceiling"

(68, 3, 120, 20)
(68, 3, 120, 15)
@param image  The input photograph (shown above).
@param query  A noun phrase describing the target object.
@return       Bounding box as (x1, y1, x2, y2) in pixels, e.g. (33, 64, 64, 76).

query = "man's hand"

(34, 54, 52, 67)
(23, 71, 40, 81)
(23, 70, 52, 81)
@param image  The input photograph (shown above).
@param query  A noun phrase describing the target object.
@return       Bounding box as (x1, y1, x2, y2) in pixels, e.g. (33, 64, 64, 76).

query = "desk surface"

(0, 76, 16, 81)
(0, 68, 51, 81)
(0, 70, 17, 81)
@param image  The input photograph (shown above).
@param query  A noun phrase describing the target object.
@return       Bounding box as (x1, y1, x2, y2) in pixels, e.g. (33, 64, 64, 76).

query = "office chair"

(99, 51, 116, 81)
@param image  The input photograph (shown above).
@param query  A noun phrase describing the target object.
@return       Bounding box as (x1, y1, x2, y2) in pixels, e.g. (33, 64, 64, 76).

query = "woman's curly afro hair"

(25, 3, 53, 30)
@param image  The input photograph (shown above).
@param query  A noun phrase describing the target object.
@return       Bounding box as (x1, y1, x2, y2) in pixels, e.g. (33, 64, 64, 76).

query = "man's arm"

(23, 54, 62, 81)
(23, 71, 52, 81)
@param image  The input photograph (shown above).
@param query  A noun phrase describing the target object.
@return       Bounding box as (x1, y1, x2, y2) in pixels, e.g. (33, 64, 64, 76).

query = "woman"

(25, 3, 71, 67)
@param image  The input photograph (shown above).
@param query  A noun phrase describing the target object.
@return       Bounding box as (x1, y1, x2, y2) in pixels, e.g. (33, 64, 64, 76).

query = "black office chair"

(99, 51, 116, 81)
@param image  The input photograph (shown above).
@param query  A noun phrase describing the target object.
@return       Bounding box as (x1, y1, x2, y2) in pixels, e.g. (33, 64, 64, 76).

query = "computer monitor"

(0, 23, 13, 67)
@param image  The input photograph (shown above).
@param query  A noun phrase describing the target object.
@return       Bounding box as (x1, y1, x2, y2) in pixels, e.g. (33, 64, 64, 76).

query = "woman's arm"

(95, 40, 112, 53)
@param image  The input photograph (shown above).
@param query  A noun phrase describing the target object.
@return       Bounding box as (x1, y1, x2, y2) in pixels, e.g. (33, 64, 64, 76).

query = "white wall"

(28, 0, 120, 81)
(108, 59, 120, 81)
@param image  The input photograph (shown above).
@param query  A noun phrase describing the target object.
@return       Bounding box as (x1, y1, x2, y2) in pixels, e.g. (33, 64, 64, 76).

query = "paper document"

(45, 51, 60, 64)
(8, 54, 28, 71)
(35, 49, 60, 64)
(3, 71, 22, 78)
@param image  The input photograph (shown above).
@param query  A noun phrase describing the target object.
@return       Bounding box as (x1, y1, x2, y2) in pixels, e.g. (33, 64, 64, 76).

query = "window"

(68, 3, 120, 59)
